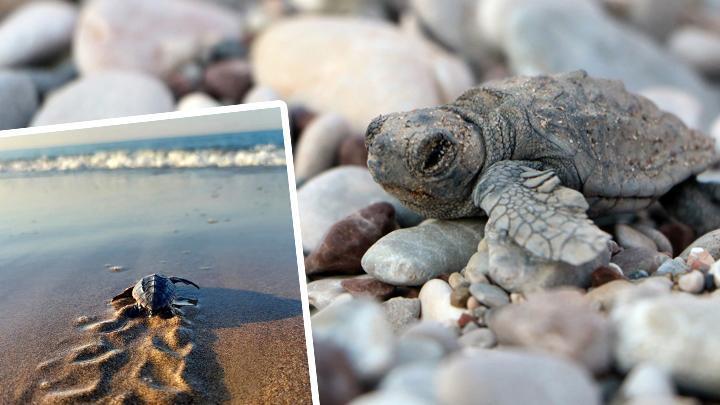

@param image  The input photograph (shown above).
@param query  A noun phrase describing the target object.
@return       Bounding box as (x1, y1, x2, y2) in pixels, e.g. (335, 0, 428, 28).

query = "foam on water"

(0, 144, 286, 173)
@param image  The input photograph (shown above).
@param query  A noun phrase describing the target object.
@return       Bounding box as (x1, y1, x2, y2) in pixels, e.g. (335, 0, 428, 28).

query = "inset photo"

(0, 103, 314, 404)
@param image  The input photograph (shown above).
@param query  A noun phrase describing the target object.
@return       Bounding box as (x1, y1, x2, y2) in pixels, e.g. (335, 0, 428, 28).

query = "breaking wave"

(0, 145, 286, 173)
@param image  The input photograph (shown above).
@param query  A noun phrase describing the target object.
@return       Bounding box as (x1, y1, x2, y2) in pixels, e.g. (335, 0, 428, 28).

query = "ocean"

(0, 129, 286, 173)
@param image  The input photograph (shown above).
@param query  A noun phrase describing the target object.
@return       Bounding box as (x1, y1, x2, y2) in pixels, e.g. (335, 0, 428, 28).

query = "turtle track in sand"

(18, 300, 228, 404)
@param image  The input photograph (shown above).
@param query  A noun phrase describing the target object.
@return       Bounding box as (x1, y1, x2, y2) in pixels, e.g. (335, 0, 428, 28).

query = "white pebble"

(678, 270, 704, 294)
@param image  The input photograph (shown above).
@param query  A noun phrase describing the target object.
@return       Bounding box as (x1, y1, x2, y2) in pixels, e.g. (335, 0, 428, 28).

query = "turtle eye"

(418, 131, 455, 175)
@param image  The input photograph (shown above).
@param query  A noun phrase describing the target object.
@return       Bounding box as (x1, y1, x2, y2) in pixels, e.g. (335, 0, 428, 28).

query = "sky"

(0, 106, 283, 152)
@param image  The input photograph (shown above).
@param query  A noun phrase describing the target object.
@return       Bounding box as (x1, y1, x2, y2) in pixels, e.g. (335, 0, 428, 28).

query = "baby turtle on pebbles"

(111, 273, 199, 317)
(366, 70, 718, 267)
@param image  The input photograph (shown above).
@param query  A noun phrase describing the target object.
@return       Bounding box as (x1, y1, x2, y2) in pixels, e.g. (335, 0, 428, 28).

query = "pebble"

(242, 84, 280, 104)
(677, 270, 705, 293)
(669, 27, 720, 77)
(449, 285, 470, 308)
(0, 1, 77, 67)
(686, 247, 714, 272)
(463, 247, 490, 284)
(349, 390, 433, 405)
(177, 92, 220, 111)
(418, 279, 466, 327)
(0, 71, 38, 130)
(379, 363, 437, 403)
(480, 0, 719, 127)
(74, 0, 242, 78)
(32, 70, 174, 126)
(627, 270, 649, 280)
(289, 0, 390, 19)
(488, 289, 611, 373)
(586, 279, 635, 312)
(625, 0, 686, 41)
(659, 222, 695, 257)
(591, 265, 625, 287)
(362, 218, 485, 286)
(458, 327, 496, 349)
(401, 321, 460, 355)
(341, 277, 395, 300)
(680, 229, 720, 261)
(294, 113, 353, 182)
(612, 293, 720, 397)
(297, 167, 421, 252)
(251, 16, 473, 133)
(485, 235, 608, 292)
(710, 261, 720, 288)
(381, 297, 421, 334)
(655, 257, 689, 277)
(620, 362, 676, 400)
(639, 87, 702, 129)
(448, 272, 469, 290)
(394, 335, 445, 366)
(615, 223, 660, 251)
(468, 283, 509, 308)
(305, 202, 398, 276)
(312, 298, 394, 380)
(632, 224, 674, 255)
(202, 59, 253, 103)
(338, 135, 368, 167)
(436, 349, 601, 405)
(307, 277, 353, 310)
(24, 60, 77, 98)
(410, 0, 493, 71)
(314, 338, 363, 405)
(611, 247, 670, 274)
(466, 296, 481, 311)
(289, 106, 316, 142)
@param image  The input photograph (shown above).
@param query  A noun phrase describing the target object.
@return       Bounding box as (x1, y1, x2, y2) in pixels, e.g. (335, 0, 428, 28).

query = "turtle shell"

(132, 273, 177, 312)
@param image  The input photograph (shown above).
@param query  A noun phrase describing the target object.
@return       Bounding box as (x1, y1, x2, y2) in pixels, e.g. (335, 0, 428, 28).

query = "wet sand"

(0, 167, 311, 404)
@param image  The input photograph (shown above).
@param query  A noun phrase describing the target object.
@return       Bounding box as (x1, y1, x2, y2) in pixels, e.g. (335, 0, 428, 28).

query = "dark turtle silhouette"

(112, 273, 200, 317)
(365, 70, 719, 267)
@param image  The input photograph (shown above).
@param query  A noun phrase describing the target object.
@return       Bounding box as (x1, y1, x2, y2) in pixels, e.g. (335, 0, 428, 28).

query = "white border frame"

(0, 101, 319, 405)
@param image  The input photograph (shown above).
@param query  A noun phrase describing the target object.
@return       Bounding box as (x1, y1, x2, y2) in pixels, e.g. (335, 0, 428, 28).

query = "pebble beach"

(2, 0, 720, 404)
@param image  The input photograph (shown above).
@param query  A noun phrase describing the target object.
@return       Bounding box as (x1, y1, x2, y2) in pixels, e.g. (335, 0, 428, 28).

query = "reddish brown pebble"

(167, 64, 203, 98)
(338, 134, 368, 167)
(203, 59, 253, 102)
(315, 339, 362, 405)
(340, 277, 395, 300)
(687, 247, 715, 272)
(457, 313, 476, 328)
(660, 221, 695, 257)
(305, 202, 398, 276)
(591, 265, 625, 287)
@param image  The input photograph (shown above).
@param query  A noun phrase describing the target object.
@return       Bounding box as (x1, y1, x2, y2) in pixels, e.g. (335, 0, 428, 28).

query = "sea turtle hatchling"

(365, 70, 719, 268)
(111, 273, 200, 317)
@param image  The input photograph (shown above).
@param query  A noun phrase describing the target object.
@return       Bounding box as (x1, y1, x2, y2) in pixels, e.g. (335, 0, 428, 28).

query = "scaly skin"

(366, 70, 717, 265)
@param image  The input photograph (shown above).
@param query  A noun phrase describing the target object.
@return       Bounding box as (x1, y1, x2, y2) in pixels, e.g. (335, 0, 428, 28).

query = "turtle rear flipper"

(169, 276, 200, 289)
(111, 285, 135, 302)
(473, 160, 611, 266)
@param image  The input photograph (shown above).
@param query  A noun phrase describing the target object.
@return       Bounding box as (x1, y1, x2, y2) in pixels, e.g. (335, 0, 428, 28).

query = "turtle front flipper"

(173, 297, 198, 307)
(473, 160, 610, 266)
(111, 285, 135, 302)
(169, 277, 200, 289)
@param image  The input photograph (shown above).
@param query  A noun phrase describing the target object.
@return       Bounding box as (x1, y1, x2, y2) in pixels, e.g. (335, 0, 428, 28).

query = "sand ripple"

(19, 300, 225, 404)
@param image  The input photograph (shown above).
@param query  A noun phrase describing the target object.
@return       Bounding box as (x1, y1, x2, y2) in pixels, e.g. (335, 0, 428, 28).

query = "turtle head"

(365, 108, 485, 218)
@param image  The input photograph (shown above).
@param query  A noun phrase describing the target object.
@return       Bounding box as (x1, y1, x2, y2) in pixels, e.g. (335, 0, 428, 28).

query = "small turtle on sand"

(366, 70, 719, 267)
(112, 273, 200, 317)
